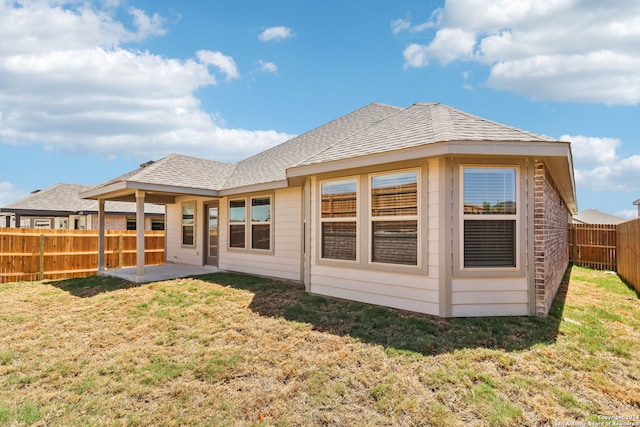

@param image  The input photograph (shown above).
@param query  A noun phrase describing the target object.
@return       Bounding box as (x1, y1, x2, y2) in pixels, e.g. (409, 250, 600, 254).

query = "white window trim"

(368, 168, 421, 268)
(319, 176, 360, 263)
(459, 165, 519, 271)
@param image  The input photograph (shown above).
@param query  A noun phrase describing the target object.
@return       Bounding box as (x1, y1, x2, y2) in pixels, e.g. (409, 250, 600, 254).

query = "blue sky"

(1, 0, 639, 218)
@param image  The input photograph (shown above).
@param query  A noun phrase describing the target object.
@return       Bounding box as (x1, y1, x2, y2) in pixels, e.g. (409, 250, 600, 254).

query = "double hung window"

(320, 179, 357, 261)
(370, 171, 418, 265)
(182, 203, 195, 246)
(251, 197, 271, 250)
(229, 200, 246, 248)
(462, 167, 517, 268)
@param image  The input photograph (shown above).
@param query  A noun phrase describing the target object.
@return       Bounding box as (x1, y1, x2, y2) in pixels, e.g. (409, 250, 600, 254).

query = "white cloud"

(574, 155, 640, 192)
(258, 26, 295, 42)
(567, 134, 640, 192)
(0, 1, 293, 163)
(0, 181, 28, 207)
(561, 134, 621, 168)
(256, 60, 278, 74)
(404, 28, 476, 66)
(391, 10, 441, 35)
(399, 0, 640, 105)
(196, 50, 240, 81)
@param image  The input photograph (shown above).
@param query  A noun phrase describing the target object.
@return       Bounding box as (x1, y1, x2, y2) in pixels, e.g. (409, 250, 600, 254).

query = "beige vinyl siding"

(450, 277, 529, 316)
(219, 187, 302, 281)
(165, 196, 207, 266)
(311, 265, 440, 315)
(308, 160, 441, 316)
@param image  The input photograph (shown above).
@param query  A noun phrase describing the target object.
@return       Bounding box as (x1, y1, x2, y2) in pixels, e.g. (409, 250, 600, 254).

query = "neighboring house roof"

(633, 199, 640, 206)
(0, 183, 164, 215)
(572, 209, 625, 225)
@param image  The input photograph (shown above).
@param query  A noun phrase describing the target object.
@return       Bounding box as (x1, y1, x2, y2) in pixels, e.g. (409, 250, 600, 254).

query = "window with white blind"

(320, 178, 357, 261)
(462, 167, 517, 268)
(370, 170, 418, 265)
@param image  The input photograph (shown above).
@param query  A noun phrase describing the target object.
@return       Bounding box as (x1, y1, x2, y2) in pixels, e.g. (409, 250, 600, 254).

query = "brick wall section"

(534, 161, 570, 316)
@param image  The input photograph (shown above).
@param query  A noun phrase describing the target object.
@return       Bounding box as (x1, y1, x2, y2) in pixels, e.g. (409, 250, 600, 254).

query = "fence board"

(569, 223, 617, 271)
(617, 218, 640, 293)
(0, 228, 164, 283)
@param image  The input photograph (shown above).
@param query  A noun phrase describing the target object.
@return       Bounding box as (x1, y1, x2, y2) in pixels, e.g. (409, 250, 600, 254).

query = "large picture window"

(370, 170, 418, 265)
(229, 199, 246, 248)
(251, 196, 271, 250)
(182, 203, 195, 246)
(321, 178, 357, 261)
(462, 167, 517, 268)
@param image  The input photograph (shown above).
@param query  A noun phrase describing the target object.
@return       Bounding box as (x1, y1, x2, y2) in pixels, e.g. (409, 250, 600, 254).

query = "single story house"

(81, 102, 577, 317)
(572, 209, 625, 225)
(1, 183, 165, 230)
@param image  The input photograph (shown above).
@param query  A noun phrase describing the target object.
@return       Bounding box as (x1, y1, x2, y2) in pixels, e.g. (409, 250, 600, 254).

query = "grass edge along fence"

(617, 218, 640, 293)
(0, 228, 164, 284)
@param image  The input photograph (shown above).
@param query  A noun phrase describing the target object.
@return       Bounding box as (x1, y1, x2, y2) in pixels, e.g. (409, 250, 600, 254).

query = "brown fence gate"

(569, 223, 617, 271)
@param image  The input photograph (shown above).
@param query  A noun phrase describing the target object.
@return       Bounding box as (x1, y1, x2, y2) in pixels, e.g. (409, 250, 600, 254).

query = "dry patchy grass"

(0, 267, 638, 426)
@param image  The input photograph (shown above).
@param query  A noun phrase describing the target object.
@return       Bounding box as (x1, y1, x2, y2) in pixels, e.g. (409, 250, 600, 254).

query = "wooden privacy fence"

(569, 223, 617, 271)
(617, 218, 640, 293)
(0, 228, 164, 284)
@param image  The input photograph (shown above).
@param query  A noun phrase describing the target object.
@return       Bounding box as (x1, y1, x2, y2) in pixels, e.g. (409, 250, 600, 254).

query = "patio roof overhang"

(80, 181, 220, 204)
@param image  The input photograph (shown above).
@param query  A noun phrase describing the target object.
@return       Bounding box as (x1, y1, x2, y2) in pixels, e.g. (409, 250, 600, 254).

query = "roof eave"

(287, 140, 572, 177)
(286, 139, 578, 214)
(219, 180, 289, 197)
(80, 181, 220, 201)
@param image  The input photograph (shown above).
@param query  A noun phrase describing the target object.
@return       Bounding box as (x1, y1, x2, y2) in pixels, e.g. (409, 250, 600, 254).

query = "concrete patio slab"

(100, 263, 219, 283)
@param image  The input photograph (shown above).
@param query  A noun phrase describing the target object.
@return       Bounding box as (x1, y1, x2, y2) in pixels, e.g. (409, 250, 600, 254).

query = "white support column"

(136, 190, 146, 281)
(98, 199, 106, 272)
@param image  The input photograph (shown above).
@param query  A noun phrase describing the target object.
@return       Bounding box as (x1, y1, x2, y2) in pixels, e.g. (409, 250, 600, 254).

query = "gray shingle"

(97, 153, 237, 191)
(572, 209, 625, 225)
(2, 183, 164, 214)
(84, 102, 564, 196)
(222, 103, 402, 190)
(297, 103, 558, 167)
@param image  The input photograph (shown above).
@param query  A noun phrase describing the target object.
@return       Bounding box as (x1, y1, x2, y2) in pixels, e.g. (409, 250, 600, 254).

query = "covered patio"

(79, 155, 235, 283)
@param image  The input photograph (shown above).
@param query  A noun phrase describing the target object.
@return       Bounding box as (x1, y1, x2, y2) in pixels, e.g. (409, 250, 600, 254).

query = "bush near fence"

(0, 228, 164, 283)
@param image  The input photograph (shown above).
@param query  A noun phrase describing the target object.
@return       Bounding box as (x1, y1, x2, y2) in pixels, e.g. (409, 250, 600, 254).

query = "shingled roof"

(295, 102, 558, 167)
(572, 209, 625, 225)
(1, 183, 164, 215)
(96, 153, 236, 192)
(82, 101, 574, 209)
(222, 102, 401, 190)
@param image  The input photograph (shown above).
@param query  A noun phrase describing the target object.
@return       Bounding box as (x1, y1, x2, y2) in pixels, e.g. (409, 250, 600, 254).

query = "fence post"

(572, 226, 577, 264)
(118, 234, 124, 268)
(39, 234, 45, 281)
